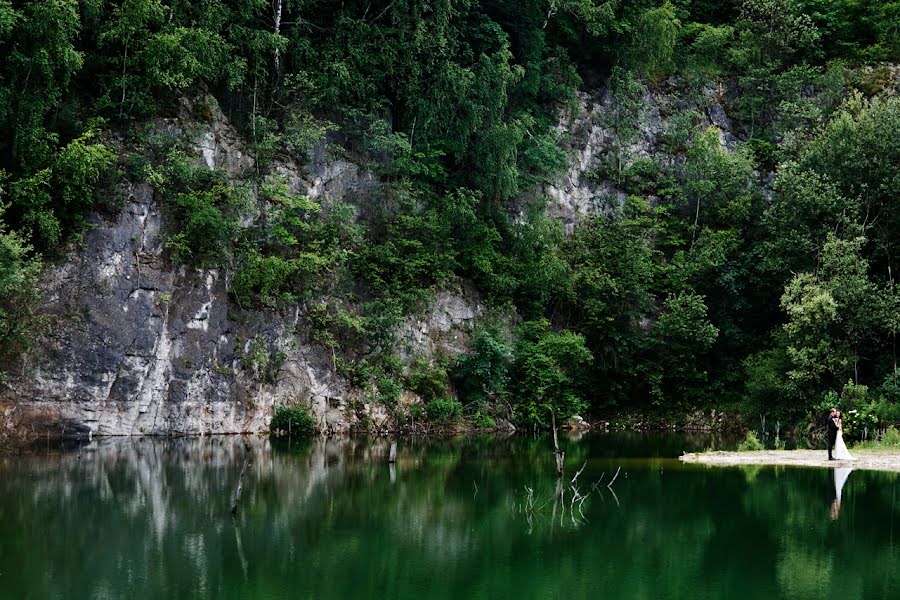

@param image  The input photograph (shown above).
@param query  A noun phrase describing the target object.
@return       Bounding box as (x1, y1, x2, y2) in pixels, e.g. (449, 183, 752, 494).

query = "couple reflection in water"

(830, 467, 853, 520)
(826, 407, 855, 519)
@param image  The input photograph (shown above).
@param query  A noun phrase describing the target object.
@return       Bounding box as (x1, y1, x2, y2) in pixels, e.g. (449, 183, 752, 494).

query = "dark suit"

(826, 415, 839, 460)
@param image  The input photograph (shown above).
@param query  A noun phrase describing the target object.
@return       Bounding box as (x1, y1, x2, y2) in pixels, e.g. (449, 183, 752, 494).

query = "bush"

(271, 405, 316, 436)
(166, 185, 241, 265)
(406, 358, 449, 403)
(882, 427, 900, 447)
(468, 411, 496, 429)
(0, 218, 43, 373)
(737, 431, 764, 451)
(854, 426, 900, 450)
(425, 397, 462, 424)
(230, 250, 329, 308)
(817, 379, 900, 439)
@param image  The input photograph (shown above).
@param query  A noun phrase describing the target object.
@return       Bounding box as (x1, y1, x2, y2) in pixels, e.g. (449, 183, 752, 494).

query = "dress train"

(833, 429, 854, 460)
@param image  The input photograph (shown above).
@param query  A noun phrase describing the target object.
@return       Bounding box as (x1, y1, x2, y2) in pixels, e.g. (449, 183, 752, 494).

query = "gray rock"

(396, 288, 484, 360)
(7, 105, 376, 435)
(7, 97, 494, 436)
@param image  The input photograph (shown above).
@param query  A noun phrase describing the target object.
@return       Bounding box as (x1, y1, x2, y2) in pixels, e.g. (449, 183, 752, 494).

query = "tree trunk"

(231, 454, 251, 515)
(551, 408, 564, 478)
(119, 40, 129, 118)
(273, 0, 283, 73)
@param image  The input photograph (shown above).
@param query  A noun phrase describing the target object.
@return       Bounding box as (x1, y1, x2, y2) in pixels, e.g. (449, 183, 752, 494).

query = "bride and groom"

(826, 408, 853, 461)
(826, 408, 854, 519)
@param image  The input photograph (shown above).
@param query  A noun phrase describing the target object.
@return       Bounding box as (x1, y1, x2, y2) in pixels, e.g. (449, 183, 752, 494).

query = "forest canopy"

(0, 0, 897, 429)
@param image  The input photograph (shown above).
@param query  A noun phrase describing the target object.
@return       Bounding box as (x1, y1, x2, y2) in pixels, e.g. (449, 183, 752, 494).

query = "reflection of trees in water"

(1, 436, 899, 599)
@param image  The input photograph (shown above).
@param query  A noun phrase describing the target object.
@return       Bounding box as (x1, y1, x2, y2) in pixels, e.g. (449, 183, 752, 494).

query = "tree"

(728, 0, 821, 134)
(510, 319, 592, 428)
(0, 205, 41, 373)
(793, 94, 900, 279)
(645, 292, 719, 403)
(762, 162, 859, 278)
(53, 131, 115, 217)
(562, 198, 655, 396)
(781, 235, 891, 391)
(453, 323, 513, 408)
(1, 0, 83, 171)
(629, 1, 680, 75)
(684, 127, 756, 238)
(99, 0, 165, 117)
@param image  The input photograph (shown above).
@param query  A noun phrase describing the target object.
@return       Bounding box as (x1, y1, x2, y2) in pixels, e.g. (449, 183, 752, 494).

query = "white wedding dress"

(831, 466, 854, 519)
(834, 467, 853, 502)
(833, 428, 854, 460)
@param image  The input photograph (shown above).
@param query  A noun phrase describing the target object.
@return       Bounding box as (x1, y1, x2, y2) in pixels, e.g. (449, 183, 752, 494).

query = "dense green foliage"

(737, 430, 764, 451)
(271, 404, 315, 436)
(0, 207, 41, 374)
(0, 0, 897, 429)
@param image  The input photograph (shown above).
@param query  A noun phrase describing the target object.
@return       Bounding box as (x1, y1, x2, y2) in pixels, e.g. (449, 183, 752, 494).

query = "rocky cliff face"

(7, 98, 482, 436)
(6, 76, 744, 436)
(545, 81, 741, 233)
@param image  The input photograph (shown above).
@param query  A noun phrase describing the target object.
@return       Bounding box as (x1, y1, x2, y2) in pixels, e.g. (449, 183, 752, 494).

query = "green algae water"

(1, 433, 899, 599)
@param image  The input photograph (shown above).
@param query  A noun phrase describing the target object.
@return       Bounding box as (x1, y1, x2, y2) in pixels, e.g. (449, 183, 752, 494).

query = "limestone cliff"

(6, 98, 482, 435)
(5, 77, 747, 436)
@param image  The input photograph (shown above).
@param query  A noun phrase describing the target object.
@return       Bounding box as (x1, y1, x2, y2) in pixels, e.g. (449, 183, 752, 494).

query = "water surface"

(1, 433, 898, 599)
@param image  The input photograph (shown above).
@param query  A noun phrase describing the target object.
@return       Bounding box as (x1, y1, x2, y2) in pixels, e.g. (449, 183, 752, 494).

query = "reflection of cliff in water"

(3, 436, 489, 586)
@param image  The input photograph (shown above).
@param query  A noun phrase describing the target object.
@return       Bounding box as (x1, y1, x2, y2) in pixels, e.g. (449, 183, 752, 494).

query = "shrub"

(406, 358, 449, 403)
(453, 322, 513, 406)
(882, 427, 900, 447)
(241, 336, 285, 384)
(230, 250, 308, 308)
(737, 430, 764, 451)
(425, 397, 462, 424)
(0, 217, 43, 374)
(854, 426, 900, 450)
(468, 411, 496, 429)
(166, 185, 240, 265)
(271, 405, 315, 436)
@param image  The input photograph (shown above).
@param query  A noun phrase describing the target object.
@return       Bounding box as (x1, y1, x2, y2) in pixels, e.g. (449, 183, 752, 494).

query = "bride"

(833, 410, 854, 460)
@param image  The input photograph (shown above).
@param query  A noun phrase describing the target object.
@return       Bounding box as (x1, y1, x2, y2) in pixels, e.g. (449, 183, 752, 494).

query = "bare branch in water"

(571, 461, 588, 485)
(607, 466, 622, 489)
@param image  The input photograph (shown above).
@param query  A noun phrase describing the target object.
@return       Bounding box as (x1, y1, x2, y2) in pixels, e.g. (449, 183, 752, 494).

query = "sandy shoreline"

(680, 449, 900, 473)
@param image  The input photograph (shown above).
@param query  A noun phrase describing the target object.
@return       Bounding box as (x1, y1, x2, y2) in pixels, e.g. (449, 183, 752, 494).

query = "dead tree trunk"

(231, 453, 251, 515)
(551, 408, 565, 478)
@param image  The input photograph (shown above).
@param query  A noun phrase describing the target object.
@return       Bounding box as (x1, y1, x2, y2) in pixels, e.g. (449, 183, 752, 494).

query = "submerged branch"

(231, 453, 251, 515)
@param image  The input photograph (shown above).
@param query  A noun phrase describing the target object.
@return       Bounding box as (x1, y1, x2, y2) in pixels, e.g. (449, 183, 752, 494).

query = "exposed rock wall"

(9, 76, 737, 435)
(545, 82, 741, 233)
(7, 98, 481, 435)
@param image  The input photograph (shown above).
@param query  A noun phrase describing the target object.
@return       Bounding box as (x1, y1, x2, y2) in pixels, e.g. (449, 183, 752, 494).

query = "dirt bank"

(680, 449, 900, 473)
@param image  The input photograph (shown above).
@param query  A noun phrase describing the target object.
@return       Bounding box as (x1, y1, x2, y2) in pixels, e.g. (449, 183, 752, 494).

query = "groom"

(826, 408, 839, 460)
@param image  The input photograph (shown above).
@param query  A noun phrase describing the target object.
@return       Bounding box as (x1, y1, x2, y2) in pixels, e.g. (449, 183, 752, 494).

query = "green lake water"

(1, 432, 898, 599)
